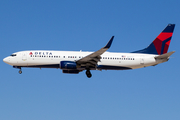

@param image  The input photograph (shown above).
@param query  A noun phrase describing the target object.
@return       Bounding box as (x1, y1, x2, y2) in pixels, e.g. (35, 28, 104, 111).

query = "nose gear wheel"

(18, 68, 22, 74)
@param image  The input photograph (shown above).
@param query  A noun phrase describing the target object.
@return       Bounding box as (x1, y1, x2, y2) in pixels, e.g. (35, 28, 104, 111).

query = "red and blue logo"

(153, 25, 174, 55)
(132, 24, 175, 55)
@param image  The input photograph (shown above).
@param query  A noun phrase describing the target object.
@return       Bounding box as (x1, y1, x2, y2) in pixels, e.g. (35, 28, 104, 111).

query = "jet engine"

(60, 61, 77, 69)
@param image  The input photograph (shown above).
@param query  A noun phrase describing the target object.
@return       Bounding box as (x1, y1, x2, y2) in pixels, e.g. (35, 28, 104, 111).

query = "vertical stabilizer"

(132, 24, 175, 55)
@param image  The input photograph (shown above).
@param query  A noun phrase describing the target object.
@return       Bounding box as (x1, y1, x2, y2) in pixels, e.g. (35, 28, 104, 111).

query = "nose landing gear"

(19, 69, 22, 74)
(13, 66, 22, 74)
(86, 69, 92, 78)
(18, 68, 22, 74)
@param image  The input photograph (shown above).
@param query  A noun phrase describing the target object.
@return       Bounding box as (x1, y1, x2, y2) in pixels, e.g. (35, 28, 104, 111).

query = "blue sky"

(0, 0, 180, 120)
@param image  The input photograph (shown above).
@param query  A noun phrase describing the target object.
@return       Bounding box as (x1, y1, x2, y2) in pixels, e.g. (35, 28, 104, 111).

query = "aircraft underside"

(13, 64, 132, 78)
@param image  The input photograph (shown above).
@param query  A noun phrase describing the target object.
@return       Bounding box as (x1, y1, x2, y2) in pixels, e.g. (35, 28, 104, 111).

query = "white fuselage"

(3, 24, 175, 78)
(3, 50, 164, 71)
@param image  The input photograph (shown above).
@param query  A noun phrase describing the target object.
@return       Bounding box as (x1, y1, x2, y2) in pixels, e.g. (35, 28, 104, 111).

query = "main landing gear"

(86, 69, 92, 78)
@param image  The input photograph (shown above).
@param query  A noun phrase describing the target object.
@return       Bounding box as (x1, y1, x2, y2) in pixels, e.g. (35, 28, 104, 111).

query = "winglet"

(104, 36, 114, 49)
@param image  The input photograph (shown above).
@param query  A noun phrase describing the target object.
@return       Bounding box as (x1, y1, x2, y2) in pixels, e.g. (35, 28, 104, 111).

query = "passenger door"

(22, 52, 27, 61)
(140, 56, 144, 65)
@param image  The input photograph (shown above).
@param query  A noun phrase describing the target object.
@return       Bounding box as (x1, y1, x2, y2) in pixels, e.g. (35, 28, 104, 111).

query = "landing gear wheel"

(19, 70, 22, 74)
(86, 70, 92, 78)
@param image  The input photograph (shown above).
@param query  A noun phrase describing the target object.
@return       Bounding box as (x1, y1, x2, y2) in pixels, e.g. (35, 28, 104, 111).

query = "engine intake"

(60, 61, 77, 69)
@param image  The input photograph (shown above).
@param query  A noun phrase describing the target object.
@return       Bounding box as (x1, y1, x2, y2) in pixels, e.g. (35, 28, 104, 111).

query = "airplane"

(3, 24, 175, 78)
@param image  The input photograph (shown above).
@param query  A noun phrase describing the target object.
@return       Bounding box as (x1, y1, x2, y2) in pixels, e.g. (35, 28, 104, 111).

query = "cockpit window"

(10, 54, 17, 57)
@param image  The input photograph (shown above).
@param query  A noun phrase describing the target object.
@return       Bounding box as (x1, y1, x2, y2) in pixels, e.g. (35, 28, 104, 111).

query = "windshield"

(10, 54, 17, 57)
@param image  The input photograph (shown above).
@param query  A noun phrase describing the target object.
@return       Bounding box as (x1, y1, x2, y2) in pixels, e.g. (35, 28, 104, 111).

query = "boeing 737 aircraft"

(3, 24, 175, 78)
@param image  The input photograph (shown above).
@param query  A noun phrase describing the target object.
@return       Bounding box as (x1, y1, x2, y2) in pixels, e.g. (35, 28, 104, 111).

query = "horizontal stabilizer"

(155, 51, 175, 59)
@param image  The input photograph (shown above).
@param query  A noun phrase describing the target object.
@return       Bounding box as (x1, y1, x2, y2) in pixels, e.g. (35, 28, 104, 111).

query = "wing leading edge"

(76, 36, 114, 68)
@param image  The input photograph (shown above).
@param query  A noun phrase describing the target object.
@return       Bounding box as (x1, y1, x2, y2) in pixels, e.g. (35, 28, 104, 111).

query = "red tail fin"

(132, 24, 175, 55)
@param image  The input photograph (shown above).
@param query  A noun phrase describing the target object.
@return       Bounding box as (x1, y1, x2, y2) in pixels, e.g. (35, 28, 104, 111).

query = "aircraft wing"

(76, 36, 114, 68)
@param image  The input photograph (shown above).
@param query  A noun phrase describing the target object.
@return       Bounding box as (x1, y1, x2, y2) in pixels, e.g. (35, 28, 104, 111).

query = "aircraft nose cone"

(3, 57, 9, 64)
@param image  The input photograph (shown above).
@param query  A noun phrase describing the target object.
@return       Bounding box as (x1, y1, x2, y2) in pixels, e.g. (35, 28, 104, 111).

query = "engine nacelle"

(60, 61, 77, 69)
(62, 70, 79, 74)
